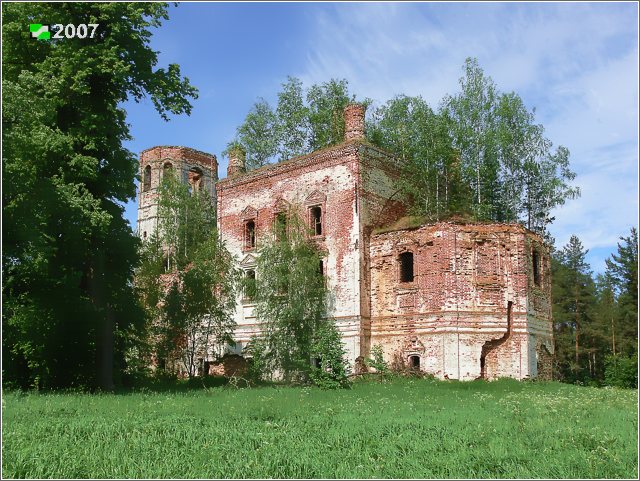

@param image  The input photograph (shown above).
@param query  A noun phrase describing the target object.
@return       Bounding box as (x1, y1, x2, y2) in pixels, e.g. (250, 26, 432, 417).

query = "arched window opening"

(143, 165, 151, 192)
(274, 212, 287, 241)
(163, 162, 173, 179)
(310, 206, 322, 236)
(409, 355, 420, 369)
(143, 231, 147, 240)
(399, 252, 414, 283)
(244, 220, 256, 249)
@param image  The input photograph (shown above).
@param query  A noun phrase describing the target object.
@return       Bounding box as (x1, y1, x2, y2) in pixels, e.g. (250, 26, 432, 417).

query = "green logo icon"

(30, 24, 50, 40)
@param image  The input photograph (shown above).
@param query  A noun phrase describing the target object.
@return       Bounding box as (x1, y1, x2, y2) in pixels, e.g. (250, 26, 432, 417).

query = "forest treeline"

(2, 2, 636, 390)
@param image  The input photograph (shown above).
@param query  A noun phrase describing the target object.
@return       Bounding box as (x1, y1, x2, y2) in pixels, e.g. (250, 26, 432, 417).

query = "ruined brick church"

(138, 104, 553, 381)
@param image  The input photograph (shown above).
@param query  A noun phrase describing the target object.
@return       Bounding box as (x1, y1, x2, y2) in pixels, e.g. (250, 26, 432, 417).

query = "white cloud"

(300, 2, 638, 271)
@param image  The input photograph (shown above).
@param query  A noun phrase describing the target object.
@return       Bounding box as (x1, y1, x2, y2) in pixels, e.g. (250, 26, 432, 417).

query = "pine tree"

(605, 228, 638, 356)
(552, 236, 597, 382)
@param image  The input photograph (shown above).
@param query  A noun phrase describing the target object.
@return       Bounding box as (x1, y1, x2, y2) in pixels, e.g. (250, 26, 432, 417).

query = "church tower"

(137, 146, 218, 240)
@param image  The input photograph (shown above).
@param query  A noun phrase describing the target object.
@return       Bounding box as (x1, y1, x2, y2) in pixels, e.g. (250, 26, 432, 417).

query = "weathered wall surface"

(138, 146, 217, 240)
(368, 222, 552, 380)
(217, 142, 364, 364)
(217, 140, 410, 366)
(356, 143, 407, 359)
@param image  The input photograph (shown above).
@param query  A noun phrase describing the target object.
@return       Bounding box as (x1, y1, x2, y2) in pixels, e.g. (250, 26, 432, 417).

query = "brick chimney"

(344, 103, 366, 141)
(227, 146, 246, 177)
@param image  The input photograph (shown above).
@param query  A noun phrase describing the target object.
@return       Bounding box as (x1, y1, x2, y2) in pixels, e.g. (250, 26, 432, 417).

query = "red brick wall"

(368, 222, 553, 380)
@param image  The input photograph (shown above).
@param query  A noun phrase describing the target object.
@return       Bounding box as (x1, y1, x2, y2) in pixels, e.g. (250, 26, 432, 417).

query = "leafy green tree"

(583, 274, 619, 380)
(368, 95, 469, 220)
(604, 352, 638, 389)
(276, 76, 309, 160)
(442, 58, 501, 220)
(252, 208, 348, 385)
(166, 234, 238, 377)
(235, 99, 278, 170)
(306, 78, 353, 151)
(368, 58, 579, 237)
(231, 77, 363, 169)
(2, 2, 197, 389)
(138, 173, 238, 378)
(364, 344, 390, 382)
(309, 322, 351, 389)
(442, 58, 579, 230)
(157, 170, 216, 271)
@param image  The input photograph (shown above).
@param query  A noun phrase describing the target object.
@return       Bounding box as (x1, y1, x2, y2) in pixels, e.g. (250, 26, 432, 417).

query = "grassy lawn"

(2, 377, 637, 479)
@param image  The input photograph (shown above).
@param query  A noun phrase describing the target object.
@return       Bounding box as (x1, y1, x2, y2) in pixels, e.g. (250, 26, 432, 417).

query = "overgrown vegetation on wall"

(247, 209, 350, 388)
(230, 59, 579, 241)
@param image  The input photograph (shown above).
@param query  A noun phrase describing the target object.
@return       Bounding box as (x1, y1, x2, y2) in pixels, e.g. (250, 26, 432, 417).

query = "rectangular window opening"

(244, 269, 256, 300)
(275, 212, 287, 241)
(245, 220, 256, 249)
(310, 206, 322, 236)
(533, 250, 541, 286)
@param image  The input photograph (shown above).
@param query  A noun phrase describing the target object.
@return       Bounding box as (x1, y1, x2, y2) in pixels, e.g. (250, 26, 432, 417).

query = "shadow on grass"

(117, 374, 230, 394)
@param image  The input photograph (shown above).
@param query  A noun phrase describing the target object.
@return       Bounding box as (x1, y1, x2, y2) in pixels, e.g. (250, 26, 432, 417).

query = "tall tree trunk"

(575, 301, 580, 373)
(612, 317, 616, 356)
(89, 249, 115, 391)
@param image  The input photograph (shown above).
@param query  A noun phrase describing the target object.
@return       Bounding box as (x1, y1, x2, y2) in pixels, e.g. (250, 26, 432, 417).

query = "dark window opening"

(163, 162, 173, 179)
(275, 212, 287, 240)
(143, 231, 147, 240)
(143, 165, 151, 192)
(399, 252, 414, 283)
(313, 357, 322, 369)
(532, 250, 541, 286)
(245, 220, 256, 249)
(244, 270, 256, 300)
(310, 206, 322, 236)
(158, 358, 166, 370)
(319, 259, 324, 276)
(409, 355, 420, 369)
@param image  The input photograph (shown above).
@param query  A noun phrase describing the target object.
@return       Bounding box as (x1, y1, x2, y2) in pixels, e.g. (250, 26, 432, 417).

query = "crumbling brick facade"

(139, 105, 553, 380)
(368, 222, 552, 380)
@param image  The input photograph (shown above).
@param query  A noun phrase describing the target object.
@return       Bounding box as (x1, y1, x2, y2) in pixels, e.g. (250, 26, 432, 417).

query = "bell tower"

(137, 146, 218, 240)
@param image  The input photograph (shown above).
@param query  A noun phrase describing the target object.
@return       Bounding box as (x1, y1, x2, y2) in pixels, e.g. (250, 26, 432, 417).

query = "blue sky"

(122, 1, 639, 274)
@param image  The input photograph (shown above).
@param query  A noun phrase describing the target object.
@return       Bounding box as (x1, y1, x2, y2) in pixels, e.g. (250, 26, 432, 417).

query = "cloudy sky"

(123, 1, 638, 274)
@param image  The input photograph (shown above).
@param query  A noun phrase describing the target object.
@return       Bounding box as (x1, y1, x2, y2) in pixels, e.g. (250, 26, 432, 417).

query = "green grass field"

(2, 378, 637, 479)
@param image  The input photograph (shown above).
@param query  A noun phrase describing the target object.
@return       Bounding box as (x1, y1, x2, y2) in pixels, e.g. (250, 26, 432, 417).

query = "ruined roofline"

(372, 216, 548, 244)
(140, 145, 217, 160)
(217, 138, 399, 188)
